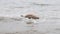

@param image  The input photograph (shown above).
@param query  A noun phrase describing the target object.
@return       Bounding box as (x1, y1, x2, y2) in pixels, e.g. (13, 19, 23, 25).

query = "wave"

(0, 16, 23, 22)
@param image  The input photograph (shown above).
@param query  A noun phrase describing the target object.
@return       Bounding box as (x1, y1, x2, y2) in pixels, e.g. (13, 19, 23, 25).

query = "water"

(0, 0, 60, 34)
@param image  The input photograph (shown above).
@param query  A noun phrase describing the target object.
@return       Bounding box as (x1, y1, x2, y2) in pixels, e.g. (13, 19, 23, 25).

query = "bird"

(25, 14, 39, 19)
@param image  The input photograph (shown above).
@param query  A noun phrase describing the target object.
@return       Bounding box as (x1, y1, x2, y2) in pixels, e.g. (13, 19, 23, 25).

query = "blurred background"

(0, 0, 59, 34)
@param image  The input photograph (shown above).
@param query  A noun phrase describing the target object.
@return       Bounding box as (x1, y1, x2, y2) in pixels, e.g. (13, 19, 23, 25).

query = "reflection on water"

(0, 16, 60, 34)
